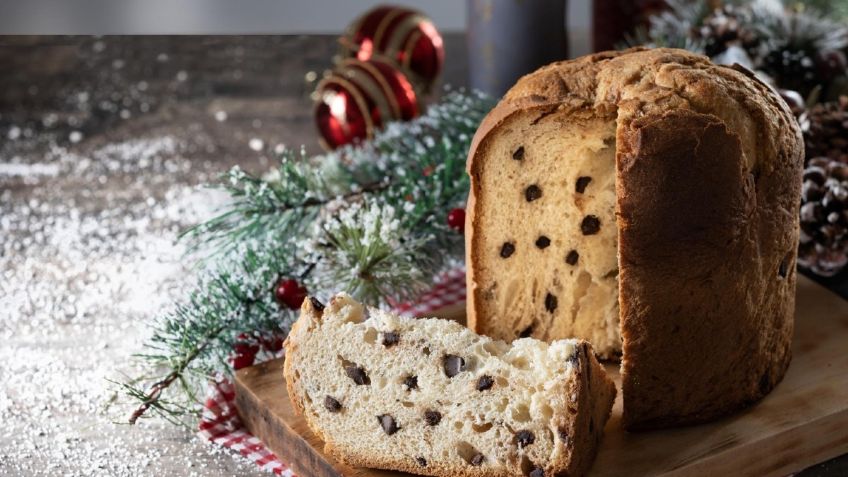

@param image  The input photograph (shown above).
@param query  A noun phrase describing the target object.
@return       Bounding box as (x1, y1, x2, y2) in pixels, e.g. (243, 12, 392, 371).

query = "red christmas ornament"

(275, 278, 308, 310)
(447, 208, 465, 233)
(340, 5, 444, 93)
(315, 57, 420, 149)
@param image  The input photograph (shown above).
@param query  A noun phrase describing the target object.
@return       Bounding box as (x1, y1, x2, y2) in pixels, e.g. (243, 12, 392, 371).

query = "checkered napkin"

(198, 267, 468, 475)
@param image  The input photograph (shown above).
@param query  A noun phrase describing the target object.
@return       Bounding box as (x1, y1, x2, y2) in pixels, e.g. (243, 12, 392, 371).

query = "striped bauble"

(314, 57, 420, 150)
(339, 5, 444, 94)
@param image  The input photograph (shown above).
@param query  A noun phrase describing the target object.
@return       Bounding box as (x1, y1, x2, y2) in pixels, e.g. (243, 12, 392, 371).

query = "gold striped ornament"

(314, 56, 420, 150)
(339, 5, 444, 94)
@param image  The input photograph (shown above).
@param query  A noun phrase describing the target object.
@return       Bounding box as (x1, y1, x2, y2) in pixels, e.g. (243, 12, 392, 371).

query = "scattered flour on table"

(0, 135, 267, 476)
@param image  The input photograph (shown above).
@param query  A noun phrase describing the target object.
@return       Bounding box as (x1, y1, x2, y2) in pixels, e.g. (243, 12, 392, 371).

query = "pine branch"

(127, 323, 224, 425)
(119, 90, 495, 424)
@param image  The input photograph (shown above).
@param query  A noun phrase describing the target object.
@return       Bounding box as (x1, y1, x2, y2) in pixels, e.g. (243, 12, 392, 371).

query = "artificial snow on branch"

(119, 90, 495, 425)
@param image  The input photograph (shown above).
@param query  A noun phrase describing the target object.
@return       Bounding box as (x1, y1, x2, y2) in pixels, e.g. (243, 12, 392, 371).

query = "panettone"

(465, 48, 804, 429)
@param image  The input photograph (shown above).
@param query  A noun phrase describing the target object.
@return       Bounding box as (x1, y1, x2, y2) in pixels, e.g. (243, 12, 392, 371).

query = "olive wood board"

(234, 276, 848, 476)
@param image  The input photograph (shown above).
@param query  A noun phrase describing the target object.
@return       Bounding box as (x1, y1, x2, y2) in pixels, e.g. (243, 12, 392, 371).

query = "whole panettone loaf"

(284, 294, 616, 477)
(465, 48, 804, 429)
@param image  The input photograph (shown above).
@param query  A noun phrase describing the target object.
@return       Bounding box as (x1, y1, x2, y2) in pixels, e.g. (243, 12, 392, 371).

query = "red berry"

(447, 208, 465, 233)
(233, 341, 258, 355)
(275, 278, 308, 310)
(816, 50, 848, 80)
(232, 352, 256, 370)
(263, 335, 284, 352)
(233, 332, 259, 355)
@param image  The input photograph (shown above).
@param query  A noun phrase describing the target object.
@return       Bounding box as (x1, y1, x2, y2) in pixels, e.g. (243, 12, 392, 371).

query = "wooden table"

(0, 35, 844, 477)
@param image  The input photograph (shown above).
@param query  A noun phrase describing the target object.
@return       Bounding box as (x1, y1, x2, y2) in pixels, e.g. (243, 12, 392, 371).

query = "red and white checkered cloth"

(198, 267, 467, 475)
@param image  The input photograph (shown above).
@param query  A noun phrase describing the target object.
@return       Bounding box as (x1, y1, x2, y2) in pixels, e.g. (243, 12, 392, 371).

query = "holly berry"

(815, 50, 848, 82)
(447, 208, 465, 233)
(275, 278, 308, 310)
(232, 352, 256, 370)
(231, 332, 260, 370)
(262, 334, 284, 353)
(233, 332, 260, 355)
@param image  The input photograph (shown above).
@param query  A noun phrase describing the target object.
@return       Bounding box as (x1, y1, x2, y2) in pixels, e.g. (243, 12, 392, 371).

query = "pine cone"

(697, 5, 759, 58)
(762, 48, 819, 97)
(800, 96, 848, 163)
(799, 157, 848, 276)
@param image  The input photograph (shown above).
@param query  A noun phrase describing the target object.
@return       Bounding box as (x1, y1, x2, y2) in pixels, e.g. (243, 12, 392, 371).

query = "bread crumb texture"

(284, 294, 616, 477)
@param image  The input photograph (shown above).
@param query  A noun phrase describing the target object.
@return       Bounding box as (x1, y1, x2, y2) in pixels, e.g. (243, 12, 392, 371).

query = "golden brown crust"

(466, 48, 803, 430)
(616, 109, 797, 428)
(556, 342, 617, 476)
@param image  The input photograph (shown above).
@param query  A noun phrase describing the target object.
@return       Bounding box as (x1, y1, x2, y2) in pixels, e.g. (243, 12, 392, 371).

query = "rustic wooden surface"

(235, 276, 848, 477)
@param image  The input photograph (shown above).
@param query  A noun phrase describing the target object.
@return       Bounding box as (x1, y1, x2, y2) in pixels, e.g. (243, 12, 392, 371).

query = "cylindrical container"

(467, 0, 568, 98)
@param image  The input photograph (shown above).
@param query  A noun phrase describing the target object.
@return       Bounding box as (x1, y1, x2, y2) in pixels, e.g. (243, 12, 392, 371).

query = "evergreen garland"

(119, 90, 495, 425)
(627, 0, 848, 100)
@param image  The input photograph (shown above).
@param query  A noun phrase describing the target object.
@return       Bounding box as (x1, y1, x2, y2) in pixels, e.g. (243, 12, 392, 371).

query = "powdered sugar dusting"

(0, 162, 60, 178)
(0, 135, 267, 475)
(0, 35, 346, 476)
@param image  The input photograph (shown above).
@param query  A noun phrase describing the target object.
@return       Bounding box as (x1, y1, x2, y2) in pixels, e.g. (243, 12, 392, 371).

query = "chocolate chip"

(565, 249, 579, 265)
(575, 176, 592, 193)
(558, 427, 571, 447)
(519, 325, 533, 338)
(404, 375, 418, 390)
(513, 146, 525, 161)
(324, 396, 342, 413)
(423, 410, 442, 426)
(476, 375, 494, 391)
(345, 365, 370, 385)
(568, 348, 580, 364)
(381, 331, 400, 347)
(779, 253, 791, 278)
(535, 236, 550, 249)
(416, 457, 427, 467)
(545, 293, 557, 313)
(515, 430, 536, 448)
(378, 414, 399, 435)
(529, 468, 545, 477)
(500, 242, 515, 258)
(443, 355, 466, 377)
(309, 296, 325, 312)
(470, 453, 485, 466)
(580, 215, 601, 235)
(759, 370, 772, 394)
(525, 185, 542, 202)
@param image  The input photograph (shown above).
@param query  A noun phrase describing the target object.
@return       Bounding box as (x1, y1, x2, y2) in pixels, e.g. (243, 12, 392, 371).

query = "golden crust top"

(470, 47, 802, 177)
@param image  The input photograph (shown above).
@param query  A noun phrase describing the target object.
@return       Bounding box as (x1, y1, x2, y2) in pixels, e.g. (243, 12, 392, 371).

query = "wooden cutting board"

(234, 276, 848, 477)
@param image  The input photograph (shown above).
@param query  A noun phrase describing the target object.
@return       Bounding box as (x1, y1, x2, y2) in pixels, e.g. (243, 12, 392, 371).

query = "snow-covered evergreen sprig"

(626, 0, 848, 100)
(120, 89, 495, 425)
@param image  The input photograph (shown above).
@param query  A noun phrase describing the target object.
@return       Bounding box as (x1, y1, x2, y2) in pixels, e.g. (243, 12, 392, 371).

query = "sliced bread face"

(284, 294, 616, 477)
(467, 108, 621, 358)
